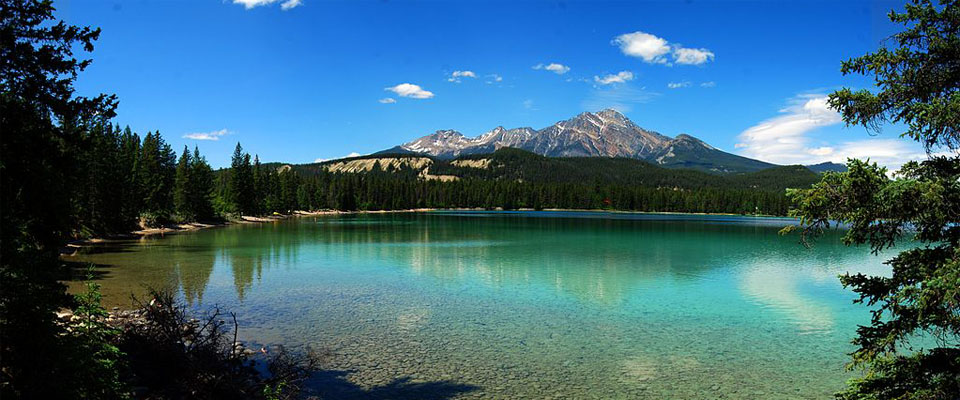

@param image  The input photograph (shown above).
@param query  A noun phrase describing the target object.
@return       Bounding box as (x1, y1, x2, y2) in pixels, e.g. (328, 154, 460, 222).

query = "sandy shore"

(62, 207, 783, 255)
(60, 209, 436, 255)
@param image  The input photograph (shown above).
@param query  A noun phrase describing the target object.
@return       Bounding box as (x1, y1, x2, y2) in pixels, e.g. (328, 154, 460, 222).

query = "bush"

(117, 289, 324, 399)
(66, 276, 129, 399)
(138, 212, 169, 229)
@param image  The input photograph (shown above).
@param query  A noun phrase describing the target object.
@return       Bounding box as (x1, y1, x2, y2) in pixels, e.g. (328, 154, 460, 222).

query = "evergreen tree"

(1, 0, 125, 397)
(786, 1, 960, 398)
(229, 143, 255, 216)
(173, 145, 193, 221)
(253, 155, 265, 215)
(138, 131, 176, 218)
(118, 126, 142, 226)
(189, 146, 216, 221)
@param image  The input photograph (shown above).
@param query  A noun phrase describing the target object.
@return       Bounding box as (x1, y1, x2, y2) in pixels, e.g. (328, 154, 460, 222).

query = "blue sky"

(58, 0, 931, 168)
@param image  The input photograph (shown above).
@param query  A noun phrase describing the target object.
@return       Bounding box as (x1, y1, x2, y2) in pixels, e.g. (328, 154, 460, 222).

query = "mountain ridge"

(376, 109, 775, 174)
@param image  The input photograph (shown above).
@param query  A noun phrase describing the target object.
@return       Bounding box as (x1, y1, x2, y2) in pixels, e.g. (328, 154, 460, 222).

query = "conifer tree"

(173, 145, 193, 221)
(786, 1, 959, 398)
(229, 142, 255, 216)
(190, 146, 216, 221)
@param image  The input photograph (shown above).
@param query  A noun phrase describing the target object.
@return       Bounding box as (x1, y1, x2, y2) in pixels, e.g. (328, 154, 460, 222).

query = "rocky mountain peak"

(431, 129, 463, 138)
(596, 108, 627, 120)
(380, 109, 776, 173)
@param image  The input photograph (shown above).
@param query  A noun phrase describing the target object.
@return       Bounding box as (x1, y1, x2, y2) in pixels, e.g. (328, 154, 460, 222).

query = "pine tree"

(138, 131, 176, 218)
(189, 146, 215, 221)
(787, 1, 960, 398)
(173, 146, 193, 221)
(229, 143, 255, 216)
(118, 126, 142, 226)
(1, 0, 124, 396)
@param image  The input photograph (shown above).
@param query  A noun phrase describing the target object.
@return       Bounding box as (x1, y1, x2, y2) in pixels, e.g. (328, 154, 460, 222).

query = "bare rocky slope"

(376, 109, 777, 174)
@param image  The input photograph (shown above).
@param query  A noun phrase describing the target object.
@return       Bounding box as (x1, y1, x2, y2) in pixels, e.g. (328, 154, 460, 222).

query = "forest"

(70, 124, 823, 238)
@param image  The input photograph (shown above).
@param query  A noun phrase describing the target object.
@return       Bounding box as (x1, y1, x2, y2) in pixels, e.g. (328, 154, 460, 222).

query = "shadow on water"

(305, 369, 479, 400)
(62, 260, 116, 281)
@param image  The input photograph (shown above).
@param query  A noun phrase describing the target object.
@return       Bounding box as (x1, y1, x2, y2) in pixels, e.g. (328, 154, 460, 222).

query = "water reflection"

(69, 212, 879, 315)
(63, 212, 888, 398)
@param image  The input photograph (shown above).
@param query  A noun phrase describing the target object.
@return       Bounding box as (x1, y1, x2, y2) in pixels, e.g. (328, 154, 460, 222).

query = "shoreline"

(59, 209, 434, 254)
(61, 208, 790, 254)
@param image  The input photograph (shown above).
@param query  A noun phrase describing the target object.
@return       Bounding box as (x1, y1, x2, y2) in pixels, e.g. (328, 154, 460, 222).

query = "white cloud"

(385, 83, 434, 99)
(613, 31, 671, 64)
(673, 47, 714, 65)
(581, 84, 657, 113)
(232, 0, 301, 10)
(183, 129, 230, 141)
(280, 0, 302, 10)
(808, 146, 834, 156)
(378, 98, 396, 104)
(700, 81, 716, 88)
(827, 139, 939, 171)
(522, 99, 537, 110)
(233, 0, 275, 9)
(735, 94, 938, 170)
(533, 63, 570, 75)
(314, 152, 362, 163)
(485, 74, 503, 84)
(447, 70, 477, 83)
(613, 31, 714, 66)
(667, 81, 691, 89)
(594, 71, 634, 85)
(736, 95, 844, 164)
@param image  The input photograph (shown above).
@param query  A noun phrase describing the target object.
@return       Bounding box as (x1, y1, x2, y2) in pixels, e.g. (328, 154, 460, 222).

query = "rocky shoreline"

(60, 208, 781, 256)
(58, 209, 434, 255)
(56, 306, 265, 357)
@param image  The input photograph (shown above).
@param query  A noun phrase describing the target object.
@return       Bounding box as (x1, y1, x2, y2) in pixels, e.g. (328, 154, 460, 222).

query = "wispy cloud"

(378, 98, 396, 104)
(735, 93, 937, 169)
(314, 152, 362, 163)
(668, 81, 713, 89)
(673, 48, 714, 65)
(533, 63, 570, 75)
(736, 94, 844, 163)
(183, 129, 230, 141)
(485, 74, 503, 84)
(581, 83, 657, 113)
(447, 70, 477, 83)
(280, 0, 302, 10)
(385, 83, 434, 99)
(232, 0, 301, 10)
(594, 71, 634, 85)
(522, 99, 538, 110)
(613, 30, 714, 66)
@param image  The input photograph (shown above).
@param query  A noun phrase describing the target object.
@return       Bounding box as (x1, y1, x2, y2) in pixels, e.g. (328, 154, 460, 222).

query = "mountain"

(377, 109, 775, 174)
(303, 147, 822, 194)
(805, 162, 848, 173)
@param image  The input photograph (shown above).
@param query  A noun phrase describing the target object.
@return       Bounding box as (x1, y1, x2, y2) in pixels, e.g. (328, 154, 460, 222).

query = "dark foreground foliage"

(786, 1, 960, 398)
(1, 2, 315, 397)
(118, 289, 324, 400)
(1, 0, 121, 396)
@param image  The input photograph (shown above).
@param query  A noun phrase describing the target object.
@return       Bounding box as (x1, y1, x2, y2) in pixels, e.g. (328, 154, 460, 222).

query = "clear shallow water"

(66, 211, 891, 399)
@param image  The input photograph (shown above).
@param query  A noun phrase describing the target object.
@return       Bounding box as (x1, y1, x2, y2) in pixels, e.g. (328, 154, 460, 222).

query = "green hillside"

(428, 148, 820, 191)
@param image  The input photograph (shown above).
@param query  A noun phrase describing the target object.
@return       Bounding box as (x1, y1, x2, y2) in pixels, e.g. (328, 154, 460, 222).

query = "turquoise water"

(67, 211, 890, 399)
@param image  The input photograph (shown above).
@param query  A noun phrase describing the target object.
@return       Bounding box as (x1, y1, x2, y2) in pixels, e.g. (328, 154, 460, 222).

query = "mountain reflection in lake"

(66, 211, 889, 399)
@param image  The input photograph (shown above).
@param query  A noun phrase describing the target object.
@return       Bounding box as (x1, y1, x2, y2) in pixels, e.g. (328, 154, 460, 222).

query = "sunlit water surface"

(66, 211, 890, 399)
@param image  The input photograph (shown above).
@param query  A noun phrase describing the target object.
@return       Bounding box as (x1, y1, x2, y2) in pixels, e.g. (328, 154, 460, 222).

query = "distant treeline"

(73, 127, 808, 237)
(217, 146, 805, 218)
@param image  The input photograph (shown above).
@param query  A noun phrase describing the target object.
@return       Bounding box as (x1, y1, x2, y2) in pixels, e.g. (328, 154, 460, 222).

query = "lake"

(66, 211, 889, 399)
